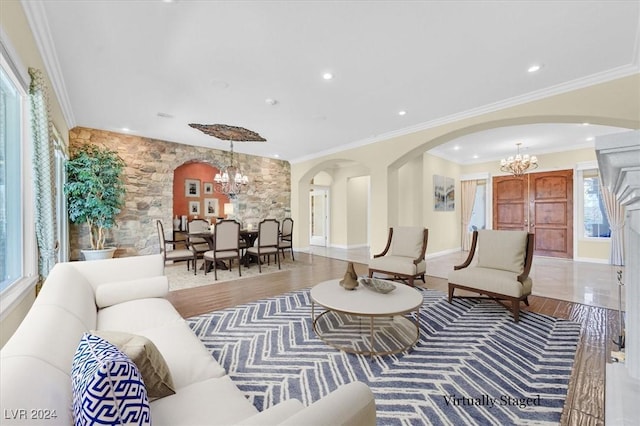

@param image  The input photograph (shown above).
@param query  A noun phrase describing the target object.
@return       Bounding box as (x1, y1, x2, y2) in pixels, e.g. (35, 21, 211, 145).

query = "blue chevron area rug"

(187, 288, 581, 425)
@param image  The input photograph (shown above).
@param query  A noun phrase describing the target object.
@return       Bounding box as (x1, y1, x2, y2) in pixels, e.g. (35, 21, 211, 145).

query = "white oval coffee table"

(310, 279, 423, 356)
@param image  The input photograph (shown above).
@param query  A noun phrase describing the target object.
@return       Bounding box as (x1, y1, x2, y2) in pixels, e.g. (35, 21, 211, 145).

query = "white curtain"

(460, 180, 478, 251)
(600, 180, 625, 265)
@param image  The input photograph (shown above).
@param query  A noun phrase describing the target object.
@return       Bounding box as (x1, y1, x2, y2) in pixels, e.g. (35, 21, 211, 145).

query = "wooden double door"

(493, 170, 573, 258)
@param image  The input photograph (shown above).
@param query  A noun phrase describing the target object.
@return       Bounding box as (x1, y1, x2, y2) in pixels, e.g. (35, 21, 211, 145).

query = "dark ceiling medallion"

(188, 123, 266, 142)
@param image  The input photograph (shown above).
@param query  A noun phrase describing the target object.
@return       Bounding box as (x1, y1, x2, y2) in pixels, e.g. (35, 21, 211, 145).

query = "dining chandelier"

(188, 123, 267, 198)
(214, 141, 248, 197)
(500, 143, 538, 177)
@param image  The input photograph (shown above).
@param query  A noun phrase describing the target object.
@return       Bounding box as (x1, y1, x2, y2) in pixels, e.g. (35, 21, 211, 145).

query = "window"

(0, 65, 24, 292)
(581, 169, 611, 239)
(468, 180, 487, 231)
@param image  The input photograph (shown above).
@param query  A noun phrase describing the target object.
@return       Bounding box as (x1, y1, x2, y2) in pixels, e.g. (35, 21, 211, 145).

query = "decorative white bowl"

(358, 277, 396, 294)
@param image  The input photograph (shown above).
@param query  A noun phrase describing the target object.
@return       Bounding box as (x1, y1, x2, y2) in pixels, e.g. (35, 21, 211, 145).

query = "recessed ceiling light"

(322, 72, 333, 80)
(527, 64, 543, 73)
(582, 122, 590, 126)
(586, 136, 594, 141)
(398, 110, 407, 116)
(453, 145, 460, 151)
(472, 154, 479, 159)
(121, 127, 131, 132)
(273, 154, 280, 158)
(265, 98, 277, 106)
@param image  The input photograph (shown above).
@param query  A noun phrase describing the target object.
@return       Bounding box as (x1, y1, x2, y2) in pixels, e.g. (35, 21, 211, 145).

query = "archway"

(296, 159, 371, 251)
(173, 161, 230, 232)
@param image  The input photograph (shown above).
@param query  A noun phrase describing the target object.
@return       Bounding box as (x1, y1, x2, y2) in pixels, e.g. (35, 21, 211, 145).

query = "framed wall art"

(185, 179, 200, 197)
(203, 182, 214, 195)
(204, 198, 219, 217)
(188, 200, 200, 215)
(434, 175, 455, 211)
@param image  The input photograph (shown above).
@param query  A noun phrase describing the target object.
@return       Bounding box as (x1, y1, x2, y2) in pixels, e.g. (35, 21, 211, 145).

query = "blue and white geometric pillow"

(71, 333, 151, 426)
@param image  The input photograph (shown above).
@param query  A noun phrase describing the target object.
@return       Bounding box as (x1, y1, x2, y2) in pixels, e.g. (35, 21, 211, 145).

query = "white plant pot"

(81, 247, 117, 261)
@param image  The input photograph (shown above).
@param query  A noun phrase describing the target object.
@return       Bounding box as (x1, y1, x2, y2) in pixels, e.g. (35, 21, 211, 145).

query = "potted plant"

(64, 143, 126, 260)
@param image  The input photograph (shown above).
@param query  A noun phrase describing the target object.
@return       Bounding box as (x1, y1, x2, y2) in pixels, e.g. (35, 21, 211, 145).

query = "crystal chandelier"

(214, 141, 248, 197)
(500, 143, 538, 177)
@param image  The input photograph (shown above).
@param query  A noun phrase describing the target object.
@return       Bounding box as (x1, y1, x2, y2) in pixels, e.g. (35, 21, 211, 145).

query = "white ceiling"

(24, 0, 640, 163)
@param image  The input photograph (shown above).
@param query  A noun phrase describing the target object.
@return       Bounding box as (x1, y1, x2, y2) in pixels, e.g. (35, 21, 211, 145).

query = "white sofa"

(0, 254, 376, 425)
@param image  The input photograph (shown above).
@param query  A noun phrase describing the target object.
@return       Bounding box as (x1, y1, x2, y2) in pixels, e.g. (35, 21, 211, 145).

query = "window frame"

(0, 51, 38, 321)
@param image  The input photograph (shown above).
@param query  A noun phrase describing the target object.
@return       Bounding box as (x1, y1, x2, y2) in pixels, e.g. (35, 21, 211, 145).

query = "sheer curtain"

(460, 180, 478, 251)
(29, 68, 57, 279)
(600, 180, 625, 265)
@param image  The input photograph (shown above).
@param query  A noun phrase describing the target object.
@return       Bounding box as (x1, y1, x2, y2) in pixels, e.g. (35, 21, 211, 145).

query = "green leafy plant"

(64, 144, 126, 250)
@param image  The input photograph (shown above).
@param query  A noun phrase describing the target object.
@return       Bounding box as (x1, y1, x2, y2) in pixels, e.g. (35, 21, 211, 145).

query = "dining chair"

(246, 219, 281, 273)
(278, 217, 294, 260)
(156, 220, 197, 274)
(187, 219, 211, 261)
(203, 220, 241, 280)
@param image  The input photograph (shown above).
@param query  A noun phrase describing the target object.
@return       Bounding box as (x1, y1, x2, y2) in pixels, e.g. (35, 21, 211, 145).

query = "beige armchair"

(368, 227, 428, 286)
(448, 230, 534, 322)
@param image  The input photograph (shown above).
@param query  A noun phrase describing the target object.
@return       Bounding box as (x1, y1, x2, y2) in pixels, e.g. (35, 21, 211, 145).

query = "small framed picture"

(204, 198, 219, 217)
(185, 179, 200, 197)
(189, 200, 200, 215)
(203, 182, 214, 195)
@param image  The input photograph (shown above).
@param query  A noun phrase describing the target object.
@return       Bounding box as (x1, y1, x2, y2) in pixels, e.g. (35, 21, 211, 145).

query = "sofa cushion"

(136, 321, 227, 388)
(476, 230, 528, 273)
(97, 298, 226, 388)
(97, 298, 183, 331)
(95, 276, 169, 308)
(150, 376, 258, 426)
(390, 227, 424, 258)
(91, 330, 176, 400)
(71, 333, 151, 425)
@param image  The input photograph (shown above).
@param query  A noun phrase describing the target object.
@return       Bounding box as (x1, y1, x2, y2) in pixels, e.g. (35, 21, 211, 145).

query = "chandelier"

(214, 141, 248, 197)
(500, 143, 538, 177)
(188, 123, 267, 198)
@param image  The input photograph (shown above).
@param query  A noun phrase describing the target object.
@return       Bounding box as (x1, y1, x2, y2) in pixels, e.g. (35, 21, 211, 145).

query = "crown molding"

(291, 65, 640, 165)
(21, 0, 76, 129)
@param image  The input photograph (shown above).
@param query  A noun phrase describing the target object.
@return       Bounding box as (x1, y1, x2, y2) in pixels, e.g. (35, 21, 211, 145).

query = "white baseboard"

(573, 256, 611, 264)
(426, 247, 462, 259)
(329, 243, 369, 250)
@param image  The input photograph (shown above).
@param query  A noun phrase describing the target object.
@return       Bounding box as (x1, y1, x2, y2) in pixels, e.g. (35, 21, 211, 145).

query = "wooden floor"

(167, 252, 616, 426)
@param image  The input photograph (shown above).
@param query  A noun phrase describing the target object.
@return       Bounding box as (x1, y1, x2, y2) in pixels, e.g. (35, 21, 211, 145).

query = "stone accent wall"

(69, 127, 291, 260)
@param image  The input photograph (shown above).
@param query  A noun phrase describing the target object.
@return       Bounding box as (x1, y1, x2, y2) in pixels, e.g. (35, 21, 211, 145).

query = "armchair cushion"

(447, 267, 532, 298)
(476, 230, 528, 274)
(368, 256, 426, 276)
(390, 226, 425, 258)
